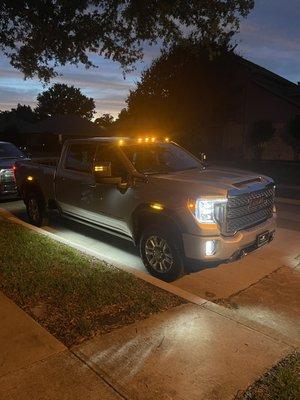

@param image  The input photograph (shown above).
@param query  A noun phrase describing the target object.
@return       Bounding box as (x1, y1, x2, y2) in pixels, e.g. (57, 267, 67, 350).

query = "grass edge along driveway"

(0, 218, 184, 347)
(237, 352, 300, 400)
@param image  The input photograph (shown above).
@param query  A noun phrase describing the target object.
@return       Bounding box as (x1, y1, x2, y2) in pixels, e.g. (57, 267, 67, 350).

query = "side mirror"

(199, 152, 207, 164)
(94, 162, 126, 188)
(94, 162, 112, 183)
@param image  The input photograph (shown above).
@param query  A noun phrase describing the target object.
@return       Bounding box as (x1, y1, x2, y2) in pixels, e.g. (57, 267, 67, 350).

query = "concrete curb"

(276, 197, 300, 206)
(0, 208, 208, 307)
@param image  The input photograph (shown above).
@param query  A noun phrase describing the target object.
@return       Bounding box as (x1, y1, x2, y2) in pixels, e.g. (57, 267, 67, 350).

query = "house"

(217, 58, 300, 160)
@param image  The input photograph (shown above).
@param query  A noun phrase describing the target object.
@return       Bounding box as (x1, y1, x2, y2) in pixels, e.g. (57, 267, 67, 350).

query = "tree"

(116, 41, 244, 155)
(285, 115, 300, 160)
(35, 84, 95, 120)
(0, 1, 254, 81)
(0, 104, 38, 145)
(0, 104, 38, 123)
(95, 113, 115, 128)
(250, 120, 275, 160)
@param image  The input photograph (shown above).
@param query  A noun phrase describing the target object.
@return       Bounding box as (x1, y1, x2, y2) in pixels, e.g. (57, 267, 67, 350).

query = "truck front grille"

(225, 186, 275, 235)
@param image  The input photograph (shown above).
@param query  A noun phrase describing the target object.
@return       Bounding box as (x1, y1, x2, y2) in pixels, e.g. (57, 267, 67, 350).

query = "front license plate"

(257, 231, 270, 247)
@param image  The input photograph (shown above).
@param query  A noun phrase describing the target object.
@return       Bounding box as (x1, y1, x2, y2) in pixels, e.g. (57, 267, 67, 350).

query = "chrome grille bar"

(225, 186, 275, 235)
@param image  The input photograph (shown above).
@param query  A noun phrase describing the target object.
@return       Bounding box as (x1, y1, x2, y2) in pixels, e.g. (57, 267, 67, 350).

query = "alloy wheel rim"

(145, 235, 174, 273)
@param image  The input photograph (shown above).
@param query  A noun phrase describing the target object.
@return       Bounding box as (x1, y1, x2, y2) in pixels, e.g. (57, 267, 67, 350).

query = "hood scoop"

(232, 177, 262, 188)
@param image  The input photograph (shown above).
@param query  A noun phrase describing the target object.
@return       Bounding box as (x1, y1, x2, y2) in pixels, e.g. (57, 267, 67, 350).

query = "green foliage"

(0, 104, 38, 144)
(95, 113, 115, 128)
(239, 353, 300, 400)
(251, 120, 275, 145)
(0, 1, 254, 81)
(0, 104, 38, 124)
(117, 41, 244, 155)
(0, 219, 183, 346)
(35, 83, 95, 120)
(285, 115, 300, 160)
(288, 115, 300, 142)
(250, 120, 275, 160)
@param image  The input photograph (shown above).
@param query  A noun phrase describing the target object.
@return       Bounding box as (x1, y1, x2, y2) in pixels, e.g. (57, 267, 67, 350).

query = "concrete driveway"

(1, 199, 300, 347)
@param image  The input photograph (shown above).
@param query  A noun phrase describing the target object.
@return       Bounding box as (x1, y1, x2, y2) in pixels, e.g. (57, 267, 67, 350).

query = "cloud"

(0, 0, 299, 116)
(237, 0, 300, 82)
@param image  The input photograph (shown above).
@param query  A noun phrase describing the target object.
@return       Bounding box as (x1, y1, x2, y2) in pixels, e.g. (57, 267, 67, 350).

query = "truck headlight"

(189, 198, 227, 224)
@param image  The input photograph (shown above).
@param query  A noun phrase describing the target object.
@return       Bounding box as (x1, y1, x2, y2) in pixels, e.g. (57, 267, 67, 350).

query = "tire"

(139, 225, 184, 282)
(26, 191, 48, 227)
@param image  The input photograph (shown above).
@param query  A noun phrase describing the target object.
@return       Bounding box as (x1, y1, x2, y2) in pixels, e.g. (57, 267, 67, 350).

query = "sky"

(0, 0, 299, 119)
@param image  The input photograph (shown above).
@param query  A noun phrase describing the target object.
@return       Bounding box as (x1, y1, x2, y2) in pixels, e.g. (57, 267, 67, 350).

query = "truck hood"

(0, 157, 22, 170)
(150, 167, 273, 196)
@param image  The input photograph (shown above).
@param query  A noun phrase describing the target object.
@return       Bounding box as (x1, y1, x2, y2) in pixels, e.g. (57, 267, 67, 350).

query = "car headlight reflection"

(0, 168, 15, 183)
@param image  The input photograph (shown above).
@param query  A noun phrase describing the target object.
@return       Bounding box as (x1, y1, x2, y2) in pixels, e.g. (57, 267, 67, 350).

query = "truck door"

(55, 142, 97, 218)
(89, 144, 133, 236)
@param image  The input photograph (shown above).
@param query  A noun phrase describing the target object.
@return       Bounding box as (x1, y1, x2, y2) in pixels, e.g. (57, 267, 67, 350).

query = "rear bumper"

(182, 215, 276, 262)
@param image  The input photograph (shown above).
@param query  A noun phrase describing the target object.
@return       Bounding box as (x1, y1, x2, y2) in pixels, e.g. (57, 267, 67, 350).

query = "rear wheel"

(140, 226, 184, 282)
(26, 192, 47, 227)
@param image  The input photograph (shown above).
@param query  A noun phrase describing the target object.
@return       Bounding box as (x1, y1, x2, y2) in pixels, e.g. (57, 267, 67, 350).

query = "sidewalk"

(0, 292, 122, 400)
(0, 291, 292, 400)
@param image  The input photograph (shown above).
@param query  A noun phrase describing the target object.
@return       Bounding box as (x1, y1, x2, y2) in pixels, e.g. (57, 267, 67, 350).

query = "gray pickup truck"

(15, 137, 276, 281)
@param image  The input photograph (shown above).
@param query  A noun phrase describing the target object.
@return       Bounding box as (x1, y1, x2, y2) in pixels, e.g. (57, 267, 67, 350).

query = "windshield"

(0, 143, 25, 159)
(121, 143, 202, 174)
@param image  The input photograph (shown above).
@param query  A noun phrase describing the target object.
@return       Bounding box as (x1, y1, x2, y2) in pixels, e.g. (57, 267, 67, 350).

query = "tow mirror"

(94, 162, 112, 182)
(199, 152, 207, 164)
(94, 162, 124, 188)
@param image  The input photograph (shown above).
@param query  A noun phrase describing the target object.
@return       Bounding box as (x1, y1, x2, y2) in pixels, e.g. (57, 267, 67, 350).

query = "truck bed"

(15, 158, 57, 201)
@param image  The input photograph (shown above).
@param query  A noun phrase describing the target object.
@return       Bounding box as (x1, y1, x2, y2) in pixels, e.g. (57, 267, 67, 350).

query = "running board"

(62, 213, 134, 243)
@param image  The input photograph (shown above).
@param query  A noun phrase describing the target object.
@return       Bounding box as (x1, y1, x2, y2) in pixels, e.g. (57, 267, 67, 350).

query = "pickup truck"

(0, 141, 27, 198)
(15, 137, 276, 281)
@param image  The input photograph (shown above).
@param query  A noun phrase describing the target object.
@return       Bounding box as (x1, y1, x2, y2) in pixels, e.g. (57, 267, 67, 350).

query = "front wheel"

(140, 226, 184, 282)
(26, 192, 47, 227)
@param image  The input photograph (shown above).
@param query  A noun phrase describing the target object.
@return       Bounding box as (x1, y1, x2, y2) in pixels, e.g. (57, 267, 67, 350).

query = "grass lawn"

(238, 353, 300, 400)
(0, 218, 184, 347)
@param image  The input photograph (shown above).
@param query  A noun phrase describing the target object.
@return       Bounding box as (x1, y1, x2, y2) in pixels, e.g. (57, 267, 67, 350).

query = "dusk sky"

(0, 0, 299, 119)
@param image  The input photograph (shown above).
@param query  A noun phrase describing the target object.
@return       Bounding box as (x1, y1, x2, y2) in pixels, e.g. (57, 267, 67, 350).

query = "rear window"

(65, 143, 96, 173)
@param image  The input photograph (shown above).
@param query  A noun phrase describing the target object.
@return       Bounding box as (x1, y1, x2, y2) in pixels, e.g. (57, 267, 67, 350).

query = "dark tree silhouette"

(35, 84, 95, 120)
(95, 113, 115, 128)
(250, 120, 275, 160)
(0, 104, 38, 123)
(116, 41, 244, 155)
(285, 115, 300, 160)
(0, 1, 254, 81)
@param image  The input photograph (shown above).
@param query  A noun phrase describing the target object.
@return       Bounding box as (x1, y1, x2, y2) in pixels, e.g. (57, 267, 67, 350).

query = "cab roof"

(65, 137, 171, 145)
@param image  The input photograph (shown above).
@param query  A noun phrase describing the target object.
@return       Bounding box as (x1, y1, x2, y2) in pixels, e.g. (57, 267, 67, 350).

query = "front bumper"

(182, 215, 276, 262)
(0, 184, 19, 199)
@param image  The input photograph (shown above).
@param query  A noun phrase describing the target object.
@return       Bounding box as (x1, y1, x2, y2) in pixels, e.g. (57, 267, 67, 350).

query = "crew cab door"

(89, 144, 133, 236)
(55, 142, 97, 218)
